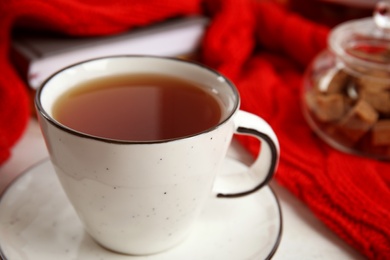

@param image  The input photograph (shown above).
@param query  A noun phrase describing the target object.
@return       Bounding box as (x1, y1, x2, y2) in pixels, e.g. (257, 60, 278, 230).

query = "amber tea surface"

(52, 74, 222, 141)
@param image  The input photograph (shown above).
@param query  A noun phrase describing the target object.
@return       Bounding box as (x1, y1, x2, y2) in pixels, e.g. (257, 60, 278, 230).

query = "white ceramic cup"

(35, 56, 280, 255)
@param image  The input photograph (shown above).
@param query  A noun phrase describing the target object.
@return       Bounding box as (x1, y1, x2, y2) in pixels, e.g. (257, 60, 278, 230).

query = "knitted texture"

(202, 2, 390, 259)
(1, 0, 390, 259)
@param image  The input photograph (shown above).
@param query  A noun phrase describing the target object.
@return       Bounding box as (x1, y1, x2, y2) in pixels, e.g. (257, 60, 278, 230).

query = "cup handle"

(215, 110, 280, 198)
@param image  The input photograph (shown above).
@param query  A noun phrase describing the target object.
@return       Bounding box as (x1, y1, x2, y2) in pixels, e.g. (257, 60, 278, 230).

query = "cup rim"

(35, 55, 240, 144)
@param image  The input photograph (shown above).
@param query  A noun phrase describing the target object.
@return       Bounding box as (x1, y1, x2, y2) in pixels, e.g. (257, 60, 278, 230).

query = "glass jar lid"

(329, 1, 390, 76)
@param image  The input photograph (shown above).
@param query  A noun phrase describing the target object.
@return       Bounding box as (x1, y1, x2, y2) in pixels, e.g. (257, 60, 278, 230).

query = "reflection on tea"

(53, 74, 222, 141)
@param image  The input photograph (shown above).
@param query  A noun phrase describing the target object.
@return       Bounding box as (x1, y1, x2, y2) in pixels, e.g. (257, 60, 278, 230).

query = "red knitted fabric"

(202, 1, 390, 259)
(1, 0, 390, 259)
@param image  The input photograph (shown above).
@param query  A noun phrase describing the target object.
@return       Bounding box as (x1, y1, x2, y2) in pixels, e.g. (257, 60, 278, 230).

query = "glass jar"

(302, 1, 390, 160)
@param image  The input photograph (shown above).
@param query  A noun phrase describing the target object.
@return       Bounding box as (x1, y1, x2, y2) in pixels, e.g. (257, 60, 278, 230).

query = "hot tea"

(36, 56, 279, 255)
(53, 73, 222, 141)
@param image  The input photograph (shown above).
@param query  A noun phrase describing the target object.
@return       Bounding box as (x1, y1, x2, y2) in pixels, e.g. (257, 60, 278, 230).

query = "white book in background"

(11, 16, 209, 89)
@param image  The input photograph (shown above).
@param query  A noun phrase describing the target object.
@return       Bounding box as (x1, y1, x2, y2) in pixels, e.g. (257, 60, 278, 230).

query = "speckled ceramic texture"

(35, 56, 280, 255)
(39, 116, 232, 254)
(0, 158, 282, 260)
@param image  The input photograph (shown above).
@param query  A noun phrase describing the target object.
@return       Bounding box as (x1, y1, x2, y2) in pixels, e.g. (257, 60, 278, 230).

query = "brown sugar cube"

(317, 69, 350, 94)
(355, 76, 390, 93)
(304, 88, 319, 111)
(372, 120, 390, 146)
(337, 100, 379, 143)
(323, 124, 356, 148)
(305, 92, 346, 122)
(357, 132, 390, 158)
(359, 89, 390, 115)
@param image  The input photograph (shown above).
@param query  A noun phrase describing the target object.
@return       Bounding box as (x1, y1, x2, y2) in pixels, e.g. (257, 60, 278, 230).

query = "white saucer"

(0, 158, 282, 260)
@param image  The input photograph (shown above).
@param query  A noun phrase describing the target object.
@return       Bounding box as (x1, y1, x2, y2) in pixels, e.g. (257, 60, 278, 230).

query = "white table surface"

(0, 118, 365, 260)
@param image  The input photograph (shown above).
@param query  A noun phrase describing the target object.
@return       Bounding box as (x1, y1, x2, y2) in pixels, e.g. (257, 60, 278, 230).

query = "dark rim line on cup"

(35, 55, 240, 145)
(36, 55, 279, 199)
